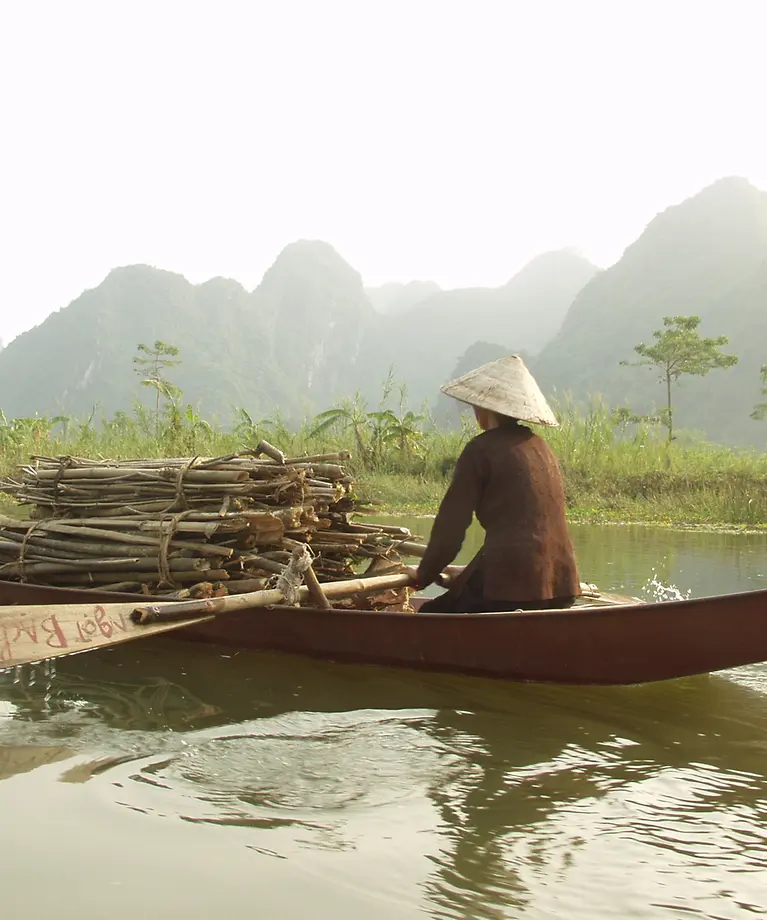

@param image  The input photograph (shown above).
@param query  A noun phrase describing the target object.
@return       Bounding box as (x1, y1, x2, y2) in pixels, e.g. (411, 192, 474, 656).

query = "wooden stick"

(284, 451, 351, 464)
(29, 522, 170, 547)
(0, 556, 210, 576)
(390, 540, 428, 556)
(219, 578, 268, 595)
(302, 562, 332, 609)
(0, 529, 233, 560)
(97, 581, 144, 593)
(30, 468, 250, 483)
(255, 440, 286, 464)
(27, 569, 230, 586)
(239, 555, 287, 575)
(344, 522, 413, 536)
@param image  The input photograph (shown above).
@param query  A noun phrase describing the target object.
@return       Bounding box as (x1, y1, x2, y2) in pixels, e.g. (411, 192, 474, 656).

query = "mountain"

(359, 249, 599, 409)
(0, 266, 276, 423)
(695, 257, 767, 445)
(0, 241, 375, 423)
(498, 249, 600, 353)
(365, 281, 440, 315)
(246, 240, 375, 413)
(2, 180, 765, 448)
(533, 177, 767, 446)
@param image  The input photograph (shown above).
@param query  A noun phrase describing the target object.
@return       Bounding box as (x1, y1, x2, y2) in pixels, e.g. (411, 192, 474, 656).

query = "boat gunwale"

(0, 580, 765, 619)
(1, 581, 766, 684)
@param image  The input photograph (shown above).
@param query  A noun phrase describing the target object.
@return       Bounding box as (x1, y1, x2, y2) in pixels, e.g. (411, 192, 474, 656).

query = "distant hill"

(693, 256, 767, 446)
(2, 181, 766, 449)
(0, 241, 376, 423)
(246, 240, 375, 414)
(533, 177, 767, 446)
(358, 249, 599, 409)
(500, 249, 600, 353)
(0, 241, 586, 426)
(0, 265, 260, 423)
(365, 281, 440, 315)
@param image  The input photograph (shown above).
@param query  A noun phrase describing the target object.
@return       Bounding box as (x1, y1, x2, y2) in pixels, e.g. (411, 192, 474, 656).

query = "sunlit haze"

(2, 0, 766, 344)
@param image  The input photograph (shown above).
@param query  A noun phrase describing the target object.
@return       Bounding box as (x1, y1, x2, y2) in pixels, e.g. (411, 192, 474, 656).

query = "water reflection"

(421, 679, 767, 918)
(0, 743, 73, 780)
(2, 637, 767, 918)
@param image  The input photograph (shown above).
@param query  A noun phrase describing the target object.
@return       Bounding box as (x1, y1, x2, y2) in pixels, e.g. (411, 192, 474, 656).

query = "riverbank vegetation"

(0, 389, 764, 529)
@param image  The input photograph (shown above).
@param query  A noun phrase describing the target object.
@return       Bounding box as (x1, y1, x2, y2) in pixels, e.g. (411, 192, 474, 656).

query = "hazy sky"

(2, 0, 766, 344)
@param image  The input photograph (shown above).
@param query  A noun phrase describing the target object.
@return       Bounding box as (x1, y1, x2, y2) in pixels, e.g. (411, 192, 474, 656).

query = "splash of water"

(43, 660, 56, 710)
(7, 661, 57, 707)
(642, 569, 692, 603)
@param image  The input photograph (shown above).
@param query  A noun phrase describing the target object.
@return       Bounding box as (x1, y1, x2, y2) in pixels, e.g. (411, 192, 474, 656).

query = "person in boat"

(408, 354, 580, 613)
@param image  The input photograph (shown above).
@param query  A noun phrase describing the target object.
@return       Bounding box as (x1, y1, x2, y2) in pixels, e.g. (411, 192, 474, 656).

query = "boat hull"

(0, 581, 766, 685)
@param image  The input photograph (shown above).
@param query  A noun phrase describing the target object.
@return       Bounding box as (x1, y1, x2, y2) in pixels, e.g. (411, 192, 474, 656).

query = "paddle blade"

(0, 601, 213, 669)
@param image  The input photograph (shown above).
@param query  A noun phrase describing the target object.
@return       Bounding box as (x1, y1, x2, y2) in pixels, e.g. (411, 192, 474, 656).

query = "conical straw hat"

(441, 354, 559, 427)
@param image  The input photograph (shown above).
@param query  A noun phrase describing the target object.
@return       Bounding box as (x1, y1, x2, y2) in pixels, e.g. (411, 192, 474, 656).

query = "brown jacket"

(417, 423, 579, 602)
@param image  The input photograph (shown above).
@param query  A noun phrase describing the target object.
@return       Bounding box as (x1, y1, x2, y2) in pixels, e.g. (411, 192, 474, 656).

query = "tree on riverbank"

(133, 341, 182, 437)
(750, 365, 767, 421)
(621, 316, 738, 444)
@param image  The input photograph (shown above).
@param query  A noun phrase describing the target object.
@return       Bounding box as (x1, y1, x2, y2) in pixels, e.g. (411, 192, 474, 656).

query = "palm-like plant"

(380, 408, 426, 458)
(233, 408, 260, 444)
(381, 383, 425, 460)
(309, 393, 371, 465)
(183, 404, 214, 453)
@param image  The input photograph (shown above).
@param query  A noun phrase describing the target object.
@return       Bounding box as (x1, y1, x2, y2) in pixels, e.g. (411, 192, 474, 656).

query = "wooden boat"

(1, 580, 766, 685)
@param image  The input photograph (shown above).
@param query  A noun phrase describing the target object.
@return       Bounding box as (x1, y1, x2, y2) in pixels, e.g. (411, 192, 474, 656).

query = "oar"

(0, 571, 415, 670)
(577, 587, 643, 606)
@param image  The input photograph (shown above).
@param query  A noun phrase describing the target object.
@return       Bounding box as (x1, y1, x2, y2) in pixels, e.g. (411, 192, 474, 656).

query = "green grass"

(353, 473, 449, 515)
(546, 398, 767, 528)
(353, 470, 767, 530)
(0, 396, 765, 529)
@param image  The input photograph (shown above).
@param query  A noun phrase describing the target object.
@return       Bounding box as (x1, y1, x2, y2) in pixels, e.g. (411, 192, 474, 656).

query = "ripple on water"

(420, 729, 767, 920)
(4, 639, 767, 919)
(81, 709, 466, 852)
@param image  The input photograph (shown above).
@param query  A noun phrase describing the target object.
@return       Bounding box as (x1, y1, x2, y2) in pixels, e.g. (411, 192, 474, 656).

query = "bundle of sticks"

(0, 446, 426, 608)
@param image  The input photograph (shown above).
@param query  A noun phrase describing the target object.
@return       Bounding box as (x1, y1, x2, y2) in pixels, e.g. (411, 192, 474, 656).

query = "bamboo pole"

(30, 569, 230, 586)
(0, 529, 233, 559)
(0, 557, 210, 577)
(302, 562, 332, 609)
(255, 439, 286, 464)
(30, 468, 250, 483)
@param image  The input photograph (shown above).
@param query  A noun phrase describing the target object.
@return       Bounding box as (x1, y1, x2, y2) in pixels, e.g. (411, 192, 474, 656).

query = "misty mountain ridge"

(0, 241, 596, 424)
(533, 176, 767, 446)
(0, 176, 765, 448)
(365, 280, 441, 315)
(357, 248, 599, 410)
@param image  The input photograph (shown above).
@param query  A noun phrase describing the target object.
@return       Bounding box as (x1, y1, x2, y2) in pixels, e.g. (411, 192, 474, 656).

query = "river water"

(1, 521, 766, 919)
